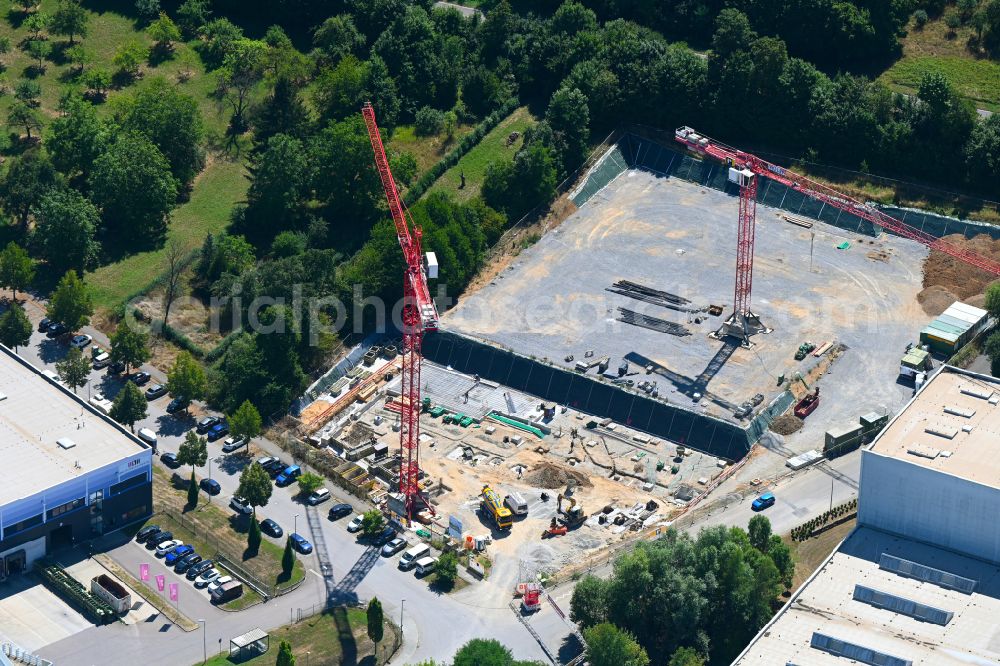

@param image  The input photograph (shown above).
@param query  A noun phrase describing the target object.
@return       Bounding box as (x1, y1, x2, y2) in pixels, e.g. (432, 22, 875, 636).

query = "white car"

(70, 334, 92, 349)
(194, 568, 221, 588)
(222, 436, 247, 453)
(347, 515, 364, 533)
(229, 496, 252, 515)
(206, 576, 233, 594)
(155, 539, 183, 557)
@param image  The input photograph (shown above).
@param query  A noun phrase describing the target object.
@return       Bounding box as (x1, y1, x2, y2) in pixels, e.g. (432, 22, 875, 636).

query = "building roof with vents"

(867, 366, 1000, 488)
(733, 526, 1000, 665)
(0, 348, 148, 506)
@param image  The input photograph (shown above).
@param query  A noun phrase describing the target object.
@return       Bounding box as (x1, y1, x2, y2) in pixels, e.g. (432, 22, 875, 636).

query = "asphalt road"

(15, 305, 549, 666)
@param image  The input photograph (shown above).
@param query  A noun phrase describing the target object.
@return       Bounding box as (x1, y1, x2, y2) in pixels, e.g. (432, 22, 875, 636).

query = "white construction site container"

(728, 167, 754, 188)
(425, 252, 439, 279)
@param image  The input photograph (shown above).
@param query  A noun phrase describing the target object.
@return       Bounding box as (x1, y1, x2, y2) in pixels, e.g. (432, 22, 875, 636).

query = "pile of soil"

(924, 233, 1000, 301)
(917, 285, 959, 316)
(524, 461, 592, 489)
(770, 413, 803, 436)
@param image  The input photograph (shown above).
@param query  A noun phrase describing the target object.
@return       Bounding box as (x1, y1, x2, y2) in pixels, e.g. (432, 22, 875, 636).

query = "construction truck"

(480, 485, 513, 530)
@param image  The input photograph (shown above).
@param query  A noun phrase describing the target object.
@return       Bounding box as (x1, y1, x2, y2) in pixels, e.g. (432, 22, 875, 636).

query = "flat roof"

(868, 367, 1000, 488)
(734, 526, 1000, 665)
(0, 348, 146, 506)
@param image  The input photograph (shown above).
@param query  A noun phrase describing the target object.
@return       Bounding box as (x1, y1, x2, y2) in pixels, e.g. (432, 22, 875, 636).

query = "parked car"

(373, 526, 396, 546)
(260, 518, 283, 538)
(164, 545, 194, 566)
(166, 396, 188, 413)
(257, 456, 276, 469)
(221, 436, 247, 453)
(145, 384, 167, 400)
(186, 560, 214, 580)
(196, 416, 220, 434)
(160, 452, 179, 468)
(128, 371, 151, 386)
(207, 576, 233, 595)
(70, 334, 92, 349)
(229, 496, 252, 515)
(194, 569, 221, 588)
(207, 422, 229, 441)
(155, 539, 183, 557)
(275, 465, 301, 487)
(146, 532, 173, 549)
(306, 488, 331, 506)
(264, 459, 287, 478)
(751, 492, 776, 511)
(175, 553, 203, 573)
(289, 533, 313, 554)
(46, 322, 68, 338)
(38, 317, 51, 332)
(381, 537, 406, 557)
(200, 478, 221, 495)
(346, 515, 364, 533)
(135, 525, 161, 543)
(108, 361, 126, 375)
(210, 581, 243, 603)
(329, 503, 353, 520)
(92, 350, 111, 369)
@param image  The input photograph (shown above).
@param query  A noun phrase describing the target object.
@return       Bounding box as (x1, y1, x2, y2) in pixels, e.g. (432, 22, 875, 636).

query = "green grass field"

(389, 122, 476, 179)
(878, 11, 1000, 112)
(86, 157, 248, 310)
(428, 105, 536, 202)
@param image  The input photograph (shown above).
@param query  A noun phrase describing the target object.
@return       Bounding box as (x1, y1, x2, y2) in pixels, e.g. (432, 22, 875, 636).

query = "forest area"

(0, 0, 997, 421)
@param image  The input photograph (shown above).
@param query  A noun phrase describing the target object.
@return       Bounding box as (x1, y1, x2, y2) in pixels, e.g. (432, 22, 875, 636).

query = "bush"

(434, 550, 459, 590)
(414, 106, 446, 136)
(914, 9, 929, 27)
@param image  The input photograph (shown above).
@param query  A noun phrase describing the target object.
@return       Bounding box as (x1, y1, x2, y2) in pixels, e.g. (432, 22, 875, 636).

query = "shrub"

(414, 106, 445, 136)
(914, 9, 929, 27)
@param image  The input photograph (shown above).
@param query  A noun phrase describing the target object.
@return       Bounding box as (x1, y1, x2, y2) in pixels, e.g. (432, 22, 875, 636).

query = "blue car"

(164, 544, 194, 566)
(207, 422, 229, 442)
(290, 532, 313, 554)
(275, 465, 302, 487)
(752, 492, 776, 511)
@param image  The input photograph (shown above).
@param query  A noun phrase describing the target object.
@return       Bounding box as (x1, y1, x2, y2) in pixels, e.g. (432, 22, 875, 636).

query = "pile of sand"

(917, 285, 959, 316)
(924, 233, 1000, 301)
(524, 461, 592, 489)
(770, 413, 803, 436)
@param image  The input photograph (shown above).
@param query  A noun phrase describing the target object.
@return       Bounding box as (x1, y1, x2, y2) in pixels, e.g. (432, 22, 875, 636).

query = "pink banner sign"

(168, 583, 178, 602)
(155, 575, 165, 592)
(139, 563, 149, 581)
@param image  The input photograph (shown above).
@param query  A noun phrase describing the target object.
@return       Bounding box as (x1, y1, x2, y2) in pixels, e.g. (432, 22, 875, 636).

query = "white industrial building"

(733, 365, 1000, 665)
(0, 348, 153, 579)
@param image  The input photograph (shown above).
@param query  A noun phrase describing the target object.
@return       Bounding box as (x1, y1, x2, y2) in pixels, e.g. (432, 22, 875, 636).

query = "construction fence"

(422, 330, 758, 460)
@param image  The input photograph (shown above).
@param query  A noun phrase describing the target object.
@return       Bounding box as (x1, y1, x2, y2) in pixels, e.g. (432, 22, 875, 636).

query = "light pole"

(198, 618, 206, 664)
(400, 599, 405, 638)
(294, 513, 299, 535)
(829, 475, 835, 512)
(306, 651, 311, 666)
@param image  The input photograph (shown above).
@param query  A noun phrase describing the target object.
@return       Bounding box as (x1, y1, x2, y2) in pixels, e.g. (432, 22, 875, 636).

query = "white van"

(399, 543, 430, 570)
(137, 428, 157, 449)
(414, 556, 438, 577)
(504, 492, 528, 516)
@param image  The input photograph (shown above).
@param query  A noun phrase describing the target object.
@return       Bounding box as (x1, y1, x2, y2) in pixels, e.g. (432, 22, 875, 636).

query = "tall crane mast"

(362, 102, 440, 524)
(675, 126, 1000, 347)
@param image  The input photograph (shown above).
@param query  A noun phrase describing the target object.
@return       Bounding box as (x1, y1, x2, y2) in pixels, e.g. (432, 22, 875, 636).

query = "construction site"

(292, 124, 1000, 588)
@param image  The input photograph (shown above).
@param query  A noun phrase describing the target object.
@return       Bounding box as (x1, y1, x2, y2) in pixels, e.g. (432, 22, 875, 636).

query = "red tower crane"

(675, 126, 1000, 347)
(362, 102, 440, 523)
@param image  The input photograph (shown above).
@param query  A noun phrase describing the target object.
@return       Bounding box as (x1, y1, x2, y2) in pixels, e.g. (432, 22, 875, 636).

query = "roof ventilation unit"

(879, 553, 976, 593)
(960, 386, 994, 401)
(57, 437, 76, 450)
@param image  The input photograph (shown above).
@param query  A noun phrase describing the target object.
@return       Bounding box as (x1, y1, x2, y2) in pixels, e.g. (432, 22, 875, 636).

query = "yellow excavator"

(555, 492, 586, 528)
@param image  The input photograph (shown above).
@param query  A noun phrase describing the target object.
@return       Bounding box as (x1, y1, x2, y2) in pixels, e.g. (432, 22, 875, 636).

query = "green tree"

(247, 515, 261, 554)
(15, 0, 38, 14)
(748, 514, 772, 552)
(50, 0, 88, 44)
(27, 40, 50, 73)
(281, 538, 295, 576)
(570, 575, 609, 628)
(112, 39, 149, 78)
(270, 231, 307, 258)
(228, 399, 262, 445)
(46, 93, 108, 178)
(767, 534, 795, 590)
(66, 44, 90, 72)
(275, 639, 295, 666)
(166, 351, 206, 407)
(118, 78, 204, 185)
(668, 647, 706, 666)
(414, 106, 445, 136)
(546, 86, 590, 172)
(8, 102, 42, 141)
(0, 303, 32, 350)
(24, 12, 48, 41)
(251, 76, 310, 145)
(56, 346, 90, 393)
(236, 462, 272, 516)
(81, 68, 111, 98)
(307, 115, 382, 218)
(452, 638, 515, 666)
(177, 429, 207, 470)
(434, 550, 458, 590)
(176, 0, 211, 38)
(47, 270, 92, 331)
(0, 242, 35, 300)
(985, 281, 1000, 320)
(0, 150, 59, 227)
(312, 14, 364, 61)
(109, 321, 150, 373)
(244, 133, 310, 233)
(14, 80, 41, 106)
(90, 132, 177, 249)
(147, 13, 180, 51)
(216, 38, 267, 133)
(134, 0, 159, 22)
(985, 330, 1000, 376)
(360, 509, 385, 537)
(584, 623, 650, 666)
(296, 471, 324, 496)
(110, 380, 148, 432)
(367, 597, 384, 645)
(33, 189, 100, 273)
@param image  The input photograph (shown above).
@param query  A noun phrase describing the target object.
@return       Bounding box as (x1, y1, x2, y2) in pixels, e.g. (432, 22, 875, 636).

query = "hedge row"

(402, 96, 520, 205)
(120, 248, 200, 308)
(36, 560, 117, 625)
(205, 327, 245, 363)
(790, 498, 858, 542)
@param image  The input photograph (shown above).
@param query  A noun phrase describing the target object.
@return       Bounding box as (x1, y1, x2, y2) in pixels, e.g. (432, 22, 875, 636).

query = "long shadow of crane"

(625, 340, 740, 412)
